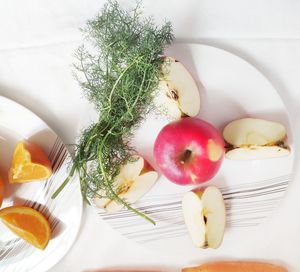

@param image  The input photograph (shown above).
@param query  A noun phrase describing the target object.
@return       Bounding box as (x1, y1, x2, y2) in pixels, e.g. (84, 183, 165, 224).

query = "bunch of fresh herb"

(52, 0, 173, 224)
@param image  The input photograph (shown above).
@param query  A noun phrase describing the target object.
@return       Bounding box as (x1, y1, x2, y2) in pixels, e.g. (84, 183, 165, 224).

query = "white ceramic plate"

(0, 96, 82, 272)
(95, 44, 295, 257)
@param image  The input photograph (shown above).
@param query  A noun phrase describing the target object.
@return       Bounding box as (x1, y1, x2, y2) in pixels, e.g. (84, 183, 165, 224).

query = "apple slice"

(105, 171, 158, 213)
(226, 146, 290, 160)
(182, 186, 226, 249)
(223, 118, 286, 146)
(223, 118, 290, 160)
(93, 156, 158, 213)
(153, 57, 200, 119)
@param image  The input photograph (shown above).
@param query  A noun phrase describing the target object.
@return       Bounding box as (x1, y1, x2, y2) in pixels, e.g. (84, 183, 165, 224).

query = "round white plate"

(95, 44, 295, 258)
(0, 96, 82, 272)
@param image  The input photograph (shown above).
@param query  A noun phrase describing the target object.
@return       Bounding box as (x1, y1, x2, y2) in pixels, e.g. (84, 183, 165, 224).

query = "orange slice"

(0, 177, 4, 207)
(0, 206, 51, 250)
(9, 141, 52, 183)
(182, 261, 287, 272)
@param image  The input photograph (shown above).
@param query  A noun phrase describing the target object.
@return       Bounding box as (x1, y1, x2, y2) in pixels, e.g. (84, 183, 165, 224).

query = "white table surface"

(1, 1, 300, 271)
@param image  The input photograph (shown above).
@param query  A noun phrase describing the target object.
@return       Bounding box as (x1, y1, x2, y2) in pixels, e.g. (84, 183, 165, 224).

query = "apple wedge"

(153, 57, 200, 119)
(182, 186, 226, 249)
(223, 118, 290, 160)
(226, 146, 290, 160)
(93, 156, 158, 213)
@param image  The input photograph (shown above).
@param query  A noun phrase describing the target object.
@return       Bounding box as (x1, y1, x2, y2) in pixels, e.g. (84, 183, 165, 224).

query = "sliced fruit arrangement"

(0, 176, 4, 208)
(182, 186, 226, 249)
(0, 140, 53, 250)
(154, 117, 224, 185)
(0, 206, 51, 250)
(223, 118, 290, 160)
(182, 261, 288, 272)
(94, 156, 158, 213)
(9, 141, 52, 183)
(153, 57, 201, 120)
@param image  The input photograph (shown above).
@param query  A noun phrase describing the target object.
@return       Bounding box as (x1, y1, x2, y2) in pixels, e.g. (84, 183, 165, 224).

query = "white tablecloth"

(1, 1, 300, 271)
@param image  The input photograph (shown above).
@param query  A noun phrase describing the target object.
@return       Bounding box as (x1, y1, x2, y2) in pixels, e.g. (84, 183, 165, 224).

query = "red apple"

(153, 117, 224, 185)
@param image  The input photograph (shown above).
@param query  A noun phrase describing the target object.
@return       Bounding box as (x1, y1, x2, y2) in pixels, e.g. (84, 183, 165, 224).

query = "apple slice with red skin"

(94, 156, 158, 213)
(182, 186, 226, 249)
(153, 117, 224, 185)
(153, 57, 200, 120)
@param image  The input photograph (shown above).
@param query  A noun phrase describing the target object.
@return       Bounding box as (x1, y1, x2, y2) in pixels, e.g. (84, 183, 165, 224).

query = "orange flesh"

(0, 206, 51, 250)
(9, 141, 52, 183)
(0, 177, 4, 207)
(182, 262, 288, 272)
(4, 213, 45, 242)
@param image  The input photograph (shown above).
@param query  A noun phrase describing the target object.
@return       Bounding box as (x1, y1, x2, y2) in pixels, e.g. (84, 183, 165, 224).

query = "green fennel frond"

(52, 0, 173, 224)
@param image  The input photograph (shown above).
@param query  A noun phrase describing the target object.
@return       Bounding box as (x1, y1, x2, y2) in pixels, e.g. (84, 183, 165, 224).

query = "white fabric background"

(1, 0, 300, 271)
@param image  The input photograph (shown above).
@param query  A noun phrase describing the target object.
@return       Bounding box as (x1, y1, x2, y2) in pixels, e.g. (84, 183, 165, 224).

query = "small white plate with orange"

(0, 96, 82, 272)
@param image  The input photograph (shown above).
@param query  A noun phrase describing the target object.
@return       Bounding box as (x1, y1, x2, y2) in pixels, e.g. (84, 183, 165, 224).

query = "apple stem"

(181, 113, 189, 118)
(180, 149, 192, 164)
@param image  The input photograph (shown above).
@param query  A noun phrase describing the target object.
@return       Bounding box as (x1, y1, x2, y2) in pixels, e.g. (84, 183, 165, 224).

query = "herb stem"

(52, 163, 77, 199)
(98, 150, 155, 225)
(104, 55, 142, 113)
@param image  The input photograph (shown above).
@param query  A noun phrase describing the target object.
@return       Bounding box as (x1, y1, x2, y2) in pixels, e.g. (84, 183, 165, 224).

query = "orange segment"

(9, 141, 52, 183)
(0, 177, 4, 208)
(182, 261, 288, 272)
(0, 206, 51, 250)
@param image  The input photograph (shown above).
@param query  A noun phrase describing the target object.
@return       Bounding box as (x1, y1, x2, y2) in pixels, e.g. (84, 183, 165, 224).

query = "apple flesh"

(153, 117, 224, 185)
(93, 156, 158, 213)
(182, 186, 226, 249)
(223, 118, 290, 160)
(153, 57, 200, 120)
(226, 146, 290, 160)
(223, 118, 286, 147)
